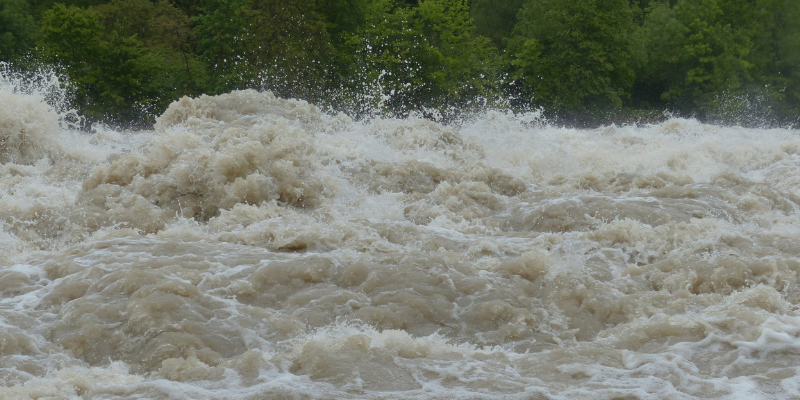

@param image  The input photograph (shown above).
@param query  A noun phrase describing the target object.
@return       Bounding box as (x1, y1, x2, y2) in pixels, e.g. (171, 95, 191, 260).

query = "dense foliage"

(506, 0, 638, 121)
(1, 0, 799, 127)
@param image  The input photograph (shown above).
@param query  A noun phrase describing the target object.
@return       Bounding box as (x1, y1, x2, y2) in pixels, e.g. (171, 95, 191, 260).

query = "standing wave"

(1, 87, 800, 399)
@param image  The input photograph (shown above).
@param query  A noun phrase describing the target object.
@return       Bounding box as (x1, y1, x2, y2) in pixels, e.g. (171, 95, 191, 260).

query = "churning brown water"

(2, 76, 800, 399)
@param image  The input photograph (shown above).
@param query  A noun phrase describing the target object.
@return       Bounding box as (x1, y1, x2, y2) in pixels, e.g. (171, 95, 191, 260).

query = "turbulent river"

(3, 76, 800, 399)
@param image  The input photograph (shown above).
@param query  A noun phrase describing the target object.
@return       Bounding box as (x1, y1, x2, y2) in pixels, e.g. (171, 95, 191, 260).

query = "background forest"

(1, 0, 799, 127)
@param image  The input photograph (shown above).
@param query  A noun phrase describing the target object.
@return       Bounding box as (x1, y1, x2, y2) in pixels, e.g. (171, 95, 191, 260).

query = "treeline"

(1, 0, 799, 127)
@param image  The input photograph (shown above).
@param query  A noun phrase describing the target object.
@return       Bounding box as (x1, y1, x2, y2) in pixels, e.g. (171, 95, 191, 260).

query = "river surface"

(2, 77, 800, 399)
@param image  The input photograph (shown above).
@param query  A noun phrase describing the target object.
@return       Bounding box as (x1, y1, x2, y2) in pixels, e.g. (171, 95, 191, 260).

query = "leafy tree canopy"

(470, 0, 525, 49)
(6, 0, 800, 127)
(351, 0, 498, 116)
(0, 0, 37, 60)
(506, 0, 638, 118)
(39, 4, 172, 123)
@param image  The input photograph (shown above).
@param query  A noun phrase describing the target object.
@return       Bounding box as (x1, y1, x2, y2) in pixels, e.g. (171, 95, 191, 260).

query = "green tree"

(470, 0, 525, 49)
(248, 0, 335, 101)
(351, 0, 498, 116)
(39, 4, 171, 124)
(192, 0, 335, 100)
(96, 0, 207, 95)
(29, 0, 110, 15)
(740, 0, 800, 123)
(191, 0, 253, 91)
(0, 0, 37, 61)
(321, 0, 367, 40)
(636, 0, 752, 115)
(631, 2, 684, 108)
(506, 0, 638, 119)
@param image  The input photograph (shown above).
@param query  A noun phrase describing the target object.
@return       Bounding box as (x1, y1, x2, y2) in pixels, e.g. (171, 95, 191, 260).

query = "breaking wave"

(2, 73, 800, 399)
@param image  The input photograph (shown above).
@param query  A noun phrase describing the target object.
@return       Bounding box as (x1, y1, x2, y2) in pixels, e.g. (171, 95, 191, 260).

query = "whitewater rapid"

(2, 81, 800, 399)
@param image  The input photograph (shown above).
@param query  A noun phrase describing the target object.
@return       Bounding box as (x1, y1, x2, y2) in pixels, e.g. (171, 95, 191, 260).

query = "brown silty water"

(2, 81, 800, 399)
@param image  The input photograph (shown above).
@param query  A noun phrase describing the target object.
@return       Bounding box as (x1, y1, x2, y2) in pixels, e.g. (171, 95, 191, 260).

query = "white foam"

(1, 88, 800, 398)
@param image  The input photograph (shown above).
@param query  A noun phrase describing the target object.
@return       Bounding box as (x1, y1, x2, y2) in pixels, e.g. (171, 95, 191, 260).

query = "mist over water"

(3, 72, 800, 399)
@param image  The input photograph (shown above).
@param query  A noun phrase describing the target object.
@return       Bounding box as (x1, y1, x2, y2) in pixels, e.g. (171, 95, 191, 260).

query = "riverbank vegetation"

(2, 0, 799, 127)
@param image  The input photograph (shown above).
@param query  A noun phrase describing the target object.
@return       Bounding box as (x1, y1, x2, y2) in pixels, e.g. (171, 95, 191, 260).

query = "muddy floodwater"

(2, 82, 800, 399)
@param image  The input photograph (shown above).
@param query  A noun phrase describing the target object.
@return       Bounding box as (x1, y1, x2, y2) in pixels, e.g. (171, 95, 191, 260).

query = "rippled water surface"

(2, 82, 800, 399)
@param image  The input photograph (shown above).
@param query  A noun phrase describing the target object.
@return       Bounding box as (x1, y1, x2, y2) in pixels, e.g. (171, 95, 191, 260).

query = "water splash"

(1, 86, 800, 398)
